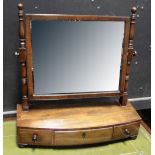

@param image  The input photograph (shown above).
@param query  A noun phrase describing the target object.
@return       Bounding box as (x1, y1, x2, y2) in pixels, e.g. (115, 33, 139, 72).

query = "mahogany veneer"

(16, 3, 141, 147)
(17, 4, 138, 110)
(17, 102, 141, 146)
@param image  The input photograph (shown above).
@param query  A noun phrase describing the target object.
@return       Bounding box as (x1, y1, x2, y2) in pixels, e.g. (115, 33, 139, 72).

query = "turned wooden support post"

(120, 6, 137, 105)
(17, 3, 29, 111)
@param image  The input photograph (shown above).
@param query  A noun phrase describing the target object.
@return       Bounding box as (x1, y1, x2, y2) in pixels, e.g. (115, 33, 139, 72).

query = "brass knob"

(32, 134, 38, 142)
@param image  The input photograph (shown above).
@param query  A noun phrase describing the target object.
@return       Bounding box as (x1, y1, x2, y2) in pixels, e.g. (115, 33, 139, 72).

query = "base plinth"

(17, 102, 141, 146)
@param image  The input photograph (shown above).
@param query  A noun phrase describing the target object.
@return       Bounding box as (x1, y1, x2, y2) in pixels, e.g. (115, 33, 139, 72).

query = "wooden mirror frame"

(17, 3, 137, 111)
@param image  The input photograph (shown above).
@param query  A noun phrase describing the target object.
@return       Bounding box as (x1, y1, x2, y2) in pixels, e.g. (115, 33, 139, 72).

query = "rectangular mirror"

(26, 15, 130, 100)
(32, 21, 124, 95)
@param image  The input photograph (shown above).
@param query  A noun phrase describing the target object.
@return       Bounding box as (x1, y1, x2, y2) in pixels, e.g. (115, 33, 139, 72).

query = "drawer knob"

(32, 134, 38, 142)
(82, 132, 86, 138)
(124, 128, 130, 137)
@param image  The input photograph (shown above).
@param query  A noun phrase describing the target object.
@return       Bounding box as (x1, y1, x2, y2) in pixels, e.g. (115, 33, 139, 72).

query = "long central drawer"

(54, 127, 113, 146)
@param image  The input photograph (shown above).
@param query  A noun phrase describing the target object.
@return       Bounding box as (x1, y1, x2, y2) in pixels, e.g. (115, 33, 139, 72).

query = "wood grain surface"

(17, 102, 141, 130)
(17, 102, 141, 146)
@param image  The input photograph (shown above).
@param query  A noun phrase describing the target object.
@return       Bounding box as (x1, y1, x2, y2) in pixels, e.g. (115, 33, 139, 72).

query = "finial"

(131, 6, 137, 14)
(18, 3, 24, 10)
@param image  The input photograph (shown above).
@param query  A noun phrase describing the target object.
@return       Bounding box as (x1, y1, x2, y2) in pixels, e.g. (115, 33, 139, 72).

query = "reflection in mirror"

(31, 21, 124, 95)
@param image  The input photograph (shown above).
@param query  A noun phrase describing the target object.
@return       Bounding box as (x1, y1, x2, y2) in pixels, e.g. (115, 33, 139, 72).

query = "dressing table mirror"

(16, 3, 141, 147)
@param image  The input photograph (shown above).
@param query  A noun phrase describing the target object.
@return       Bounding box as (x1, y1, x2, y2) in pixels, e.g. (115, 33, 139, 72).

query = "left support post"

(17, 3, 29, 111)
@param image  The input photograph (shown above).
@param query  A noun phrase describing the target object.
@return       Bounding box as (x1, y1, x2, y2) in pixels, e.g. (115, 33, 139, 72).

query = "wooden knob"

(133, 50, 137, 57)
(32, 134, 38, 142)
(15, 51, 19, 56)
(17, 3, 24, 10)
(124, 128, 130, 136)
(131, 6, 137, 14)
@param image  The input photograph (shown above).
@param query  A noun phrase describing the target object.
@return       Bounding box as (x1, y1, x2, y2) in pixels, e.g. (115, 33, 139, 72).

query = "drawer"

(17, 128, 54, 146)
(113, 122, 140, 140)
(54, 127, 113, 146)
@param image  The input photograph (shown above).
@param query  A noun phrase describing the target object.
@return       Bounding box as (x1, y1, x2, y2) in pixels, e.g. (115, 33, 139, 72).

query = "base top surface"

(17, 102, 141, 130)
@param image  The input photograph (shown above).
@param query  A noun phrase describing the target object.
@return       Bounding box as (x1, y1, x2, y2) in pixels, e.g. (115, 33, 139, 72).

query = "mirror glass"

(31, 21, 124, 95)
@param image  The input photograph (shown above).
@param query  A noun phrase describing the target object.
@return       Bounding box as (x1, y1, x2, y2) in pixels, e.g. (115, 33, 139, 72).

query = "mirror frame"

(17, 3, 137, 110)
(26, 15, 129, 98)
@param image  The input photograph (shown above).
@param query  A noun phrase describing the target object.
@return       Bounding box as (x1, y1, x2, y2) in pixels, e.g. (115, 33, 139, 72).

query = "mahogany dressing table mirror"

(16, 3, 141, 147)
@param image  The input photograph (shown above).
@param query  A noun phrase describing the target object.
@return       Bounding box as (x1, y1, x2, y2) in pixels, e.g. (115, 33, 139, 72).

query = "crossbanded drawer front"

(113, 122, 140, 140)
(54, 127, 113, 146)
(17, 128, 54, 145)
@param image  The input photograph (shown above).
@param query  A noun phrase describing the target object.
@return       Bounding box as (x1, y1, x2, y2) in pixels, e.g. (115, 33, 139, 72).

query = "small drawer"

(17, 128, 54, 146)
(113, 122, 140, 140)
(54, 127, 113, 146)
